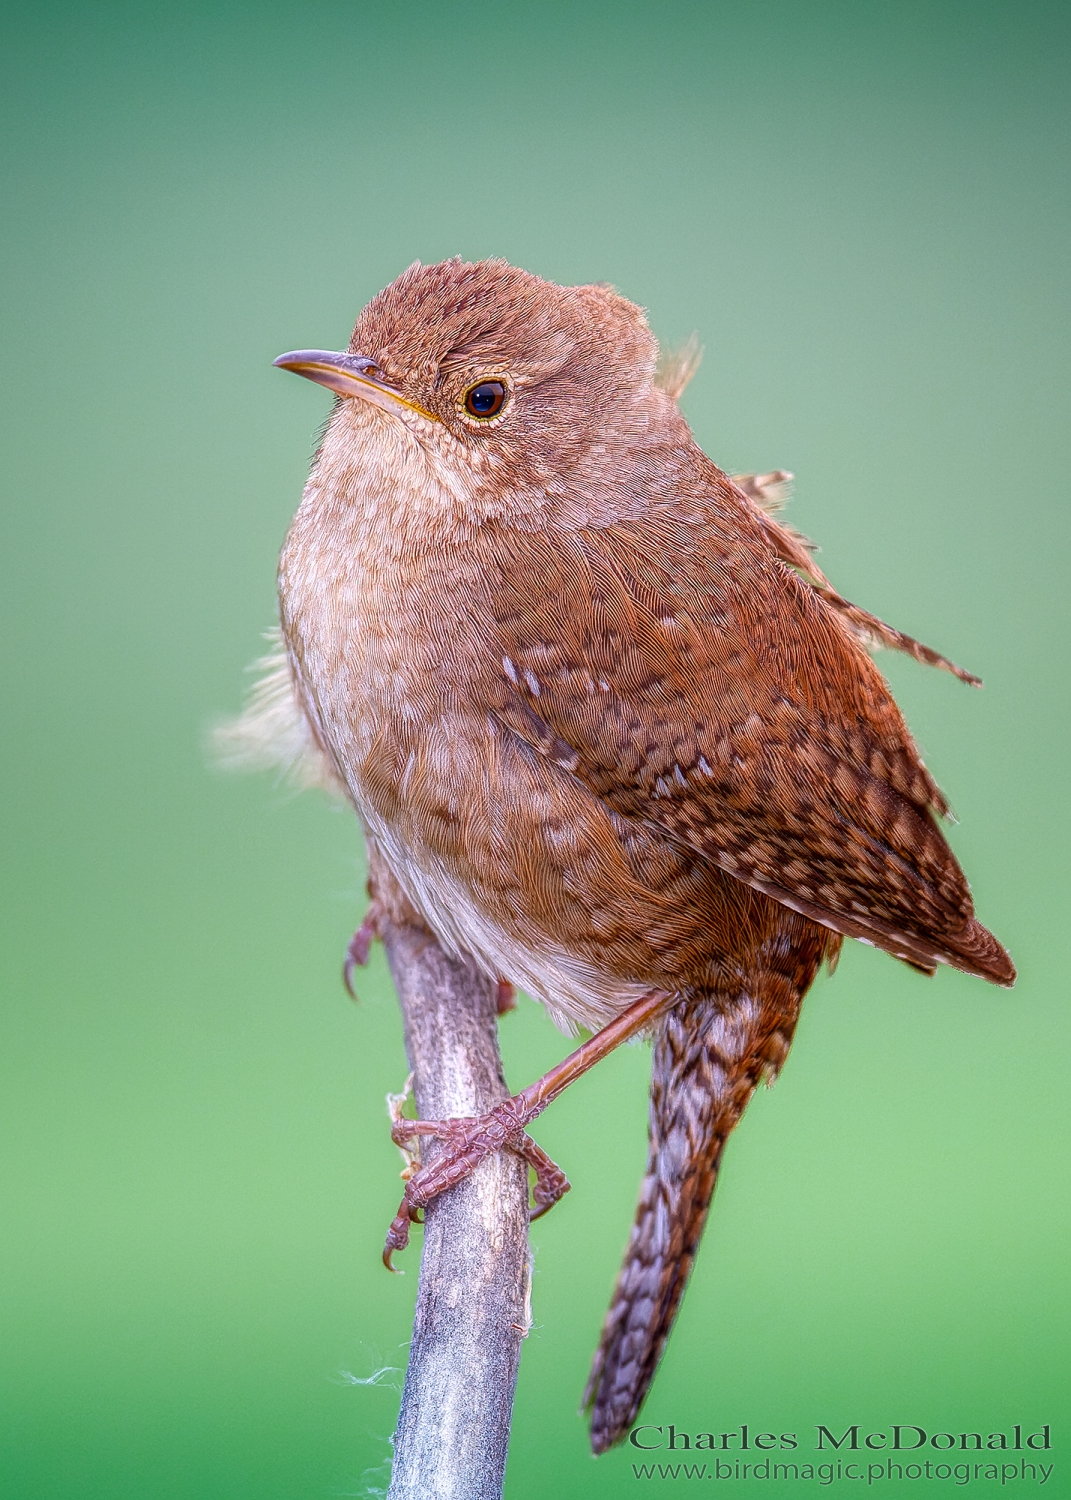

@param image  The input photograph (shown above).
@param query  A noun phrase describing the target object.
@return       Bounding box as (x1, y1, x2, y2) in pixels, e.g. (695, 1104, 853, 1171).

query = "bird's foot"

(380, 989, 674, 1269)
(495, 978, 517, 1015)
(383, 1096, 570, 1269)
(342, 899, 385, 999)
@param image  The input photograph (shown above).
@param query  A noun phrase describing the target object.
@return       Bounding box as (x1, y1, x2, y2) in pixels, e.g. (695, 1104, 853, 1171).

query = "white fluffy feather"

(212, 628, 344, 794)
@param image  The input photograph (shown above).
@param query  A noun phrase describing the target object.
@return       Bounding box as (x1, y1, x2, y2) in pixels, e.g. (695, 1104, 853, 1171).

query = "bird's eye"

(464, 380, 507, 419)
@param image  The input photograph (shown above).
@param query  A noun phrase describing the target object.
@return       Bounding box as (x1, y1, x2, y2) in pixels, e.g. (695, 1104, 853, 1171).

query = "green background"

(2, 2, 1067, 1495)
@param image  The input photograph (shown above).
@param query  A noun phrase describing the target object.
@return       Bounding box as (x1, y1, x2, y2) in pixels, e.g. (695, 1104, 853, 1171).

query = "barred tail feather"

(584, 923, 831, 1453)
(583, 999, 729, 1454)
(948, 918, 1016, 987)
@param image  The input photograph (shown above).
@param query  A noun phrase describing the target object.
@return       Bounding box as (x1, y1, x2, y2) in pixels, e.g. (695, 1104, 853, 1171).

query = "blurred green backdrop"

(1, 2, 1067, 1496)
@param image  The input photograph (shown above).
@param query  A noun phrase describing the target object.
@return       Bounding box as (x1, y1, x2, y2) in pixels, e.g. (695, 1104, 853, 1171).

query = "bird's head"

(275, 258, 686, 526)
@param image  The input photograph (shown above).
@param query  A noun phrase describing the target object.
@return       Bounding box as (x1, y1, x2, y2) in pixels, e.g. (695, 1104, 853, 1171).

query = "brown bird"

(232, 257, 1013, 1454)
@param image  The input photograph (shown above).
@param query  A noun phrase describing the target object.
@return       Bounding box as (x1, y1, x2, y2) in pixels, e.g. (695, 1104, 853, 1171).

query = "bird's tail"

(583, 924, 832, 1454)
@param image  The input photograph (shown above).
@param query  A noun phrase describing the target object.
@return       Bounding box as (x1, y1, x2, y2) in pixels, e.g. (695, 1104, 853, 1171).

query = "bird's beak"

(272, 349, 438, 421)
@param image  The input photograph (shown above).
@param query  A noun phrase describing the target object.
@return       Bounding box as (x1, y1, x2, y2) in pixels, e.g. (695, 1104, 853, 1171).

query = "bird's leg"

(495, 978, 517, 1015)
(382, 987, 674, 1268)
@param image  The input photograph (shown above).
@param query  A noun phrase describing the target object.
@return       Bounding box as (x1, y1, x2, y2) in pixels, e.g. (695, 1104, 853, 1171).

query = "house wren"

(235, 258, 1013, 1453)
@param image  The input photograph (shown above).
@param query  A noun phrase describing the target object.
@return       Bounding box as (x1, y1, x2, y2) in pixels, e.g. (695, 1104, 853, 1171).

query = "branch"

(380, 910, 532, 1500)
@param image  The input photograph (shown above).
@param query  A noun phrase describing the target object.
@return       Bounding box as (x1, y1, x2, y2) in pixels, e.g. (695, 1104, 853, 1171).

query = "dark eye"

(464, 380, 507, 418)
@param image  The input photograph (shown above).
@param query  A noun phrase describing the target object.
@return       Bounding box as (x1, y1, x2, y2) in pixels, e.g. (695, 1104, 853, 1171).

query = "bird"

(226, 257, 1014, 1454)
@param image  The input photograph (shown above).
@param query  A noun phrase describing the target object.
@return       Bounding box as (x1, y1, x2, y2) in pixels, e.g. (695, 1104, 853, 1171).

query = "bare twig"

(380, 913, 531, 1500)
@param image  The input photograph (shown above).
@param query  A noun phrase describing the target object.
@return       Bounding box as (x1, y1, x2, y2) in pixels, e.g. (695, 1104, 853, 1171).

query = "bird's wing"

(479, 499, 1013, 984)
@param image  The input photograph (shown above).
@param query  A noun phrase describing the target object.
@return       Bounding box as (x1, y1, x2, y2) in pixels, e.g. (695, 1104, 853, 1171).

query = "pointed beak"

(272, 350, 438, 421)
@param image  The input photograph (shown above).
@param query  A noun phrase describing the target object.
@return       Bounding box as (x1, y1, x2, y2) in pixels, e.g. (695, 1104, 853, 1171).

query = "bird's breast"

(276, 469, 491, 817)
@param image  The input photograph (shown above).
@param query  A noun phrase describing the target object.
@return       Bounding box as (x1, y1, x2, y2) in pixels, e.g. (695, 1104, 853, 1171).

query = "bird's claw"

(382, 1100, 570, 1268)
(342, 902, 384, 998)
